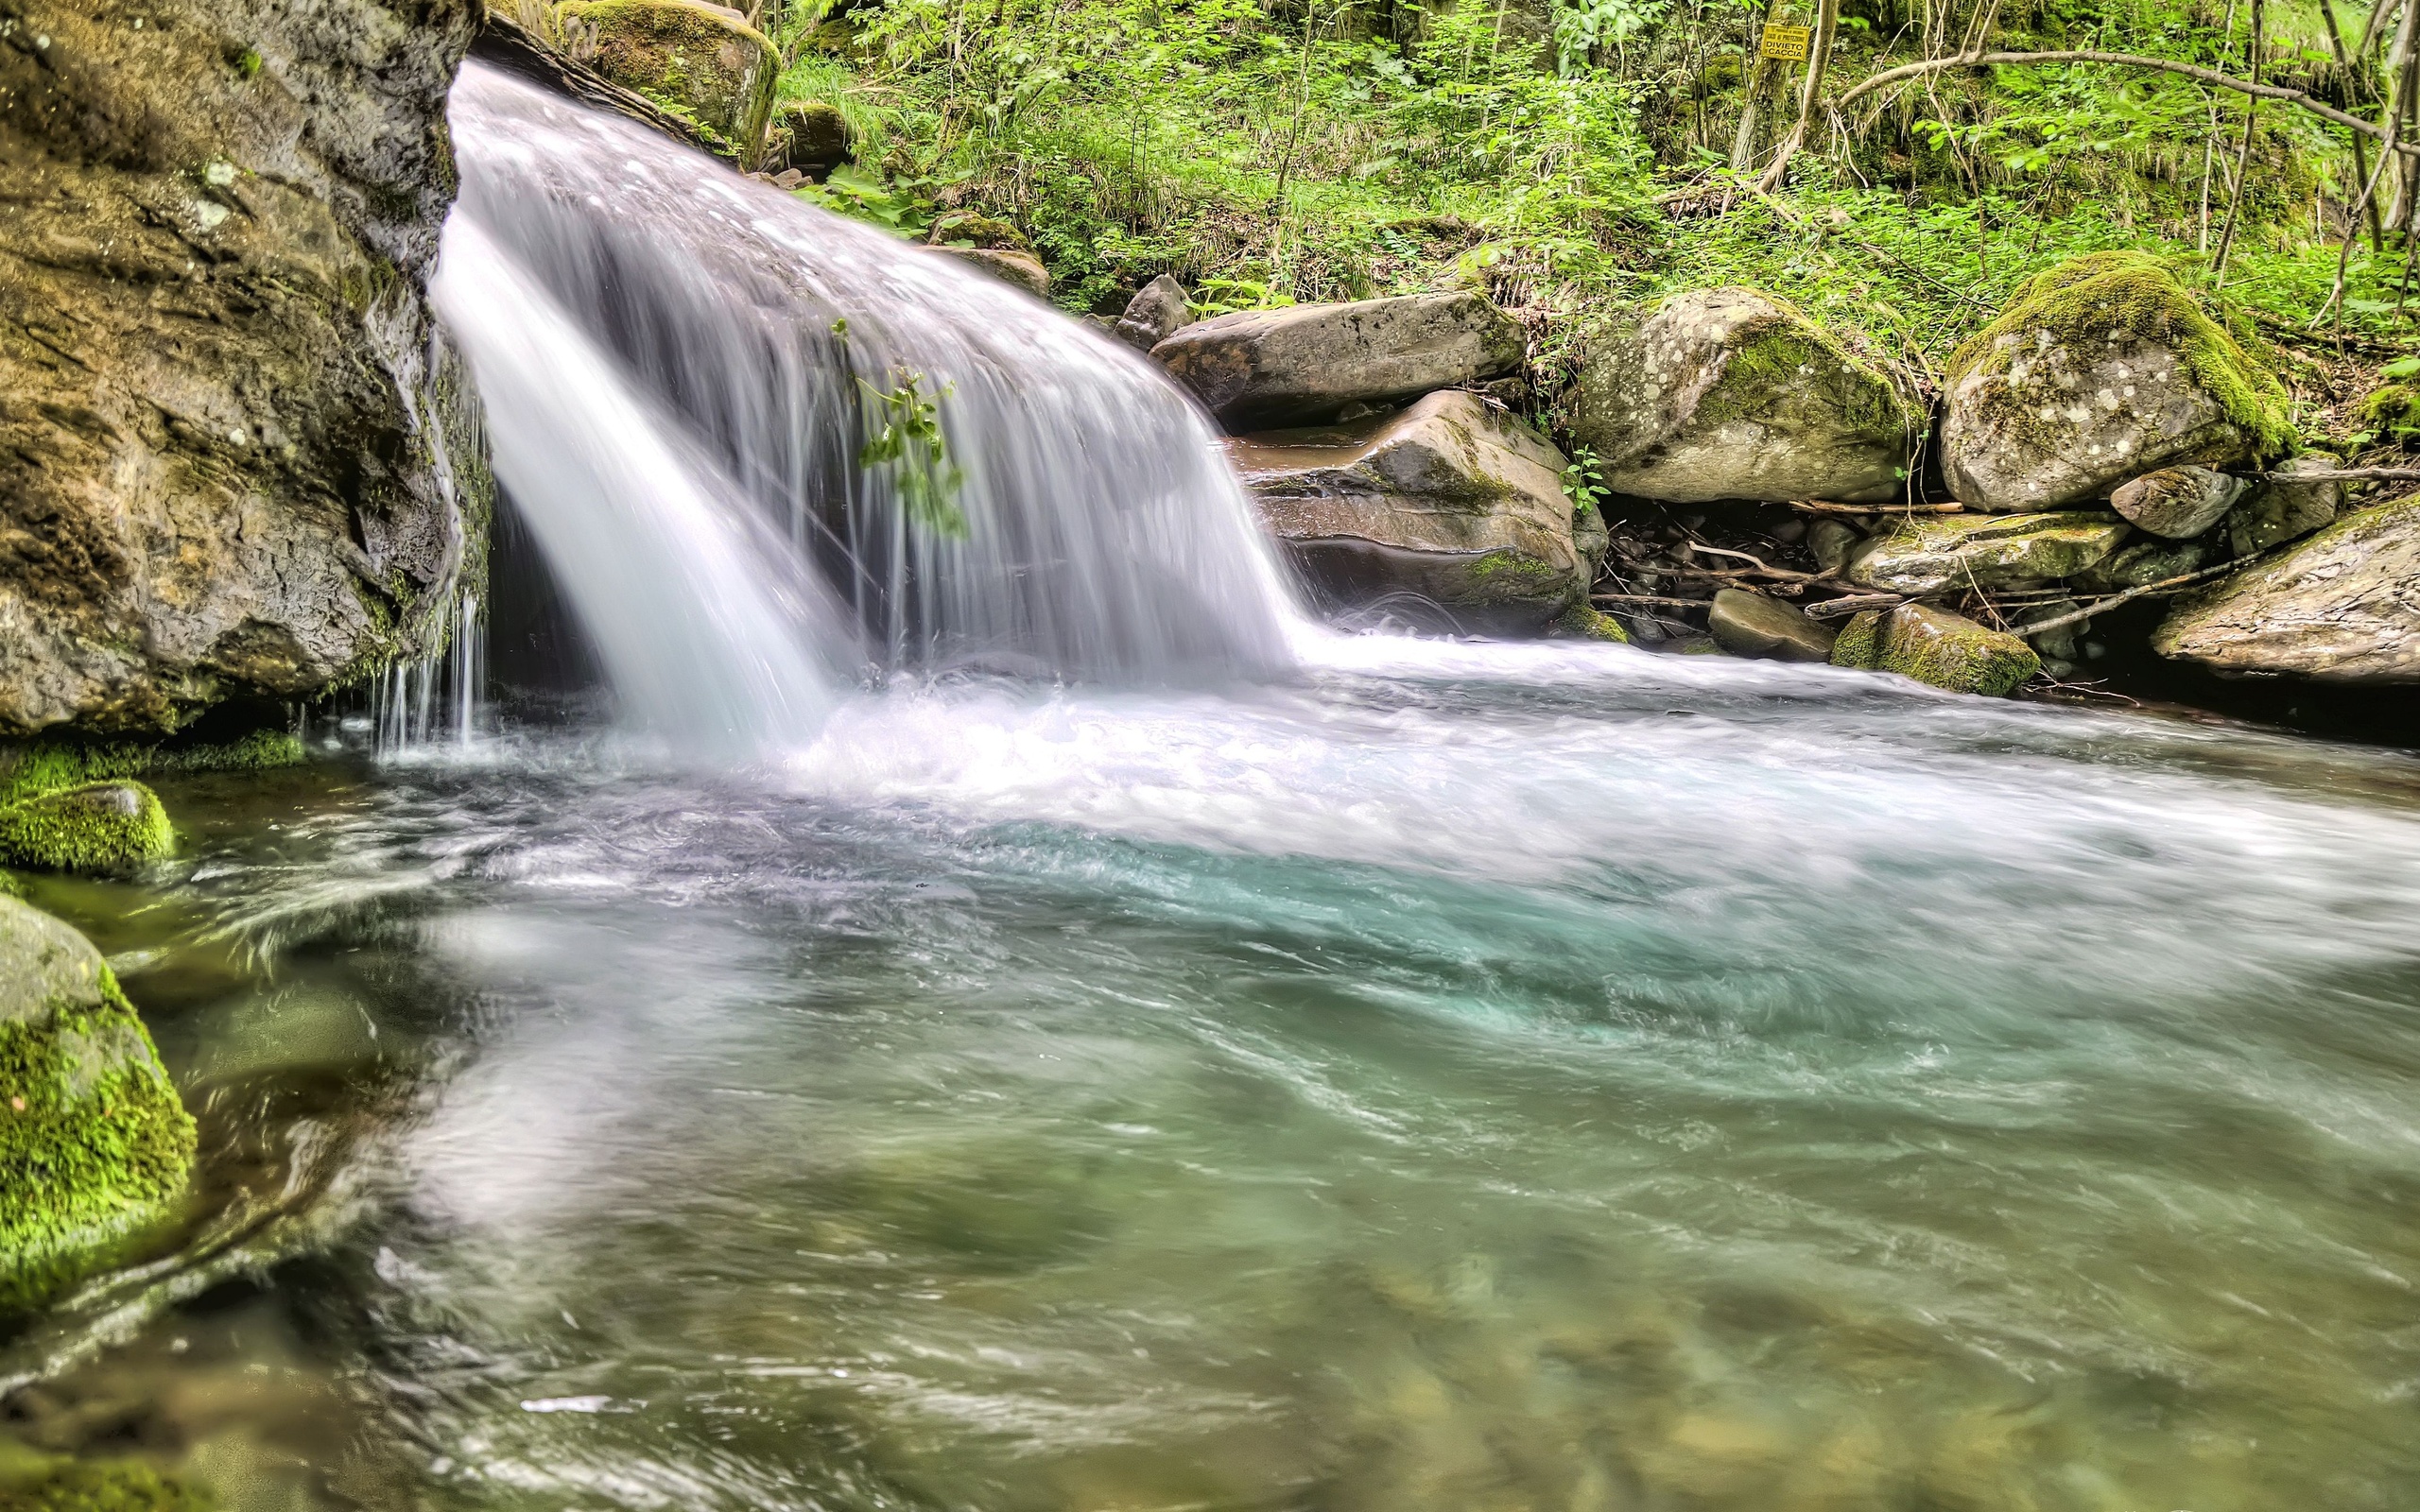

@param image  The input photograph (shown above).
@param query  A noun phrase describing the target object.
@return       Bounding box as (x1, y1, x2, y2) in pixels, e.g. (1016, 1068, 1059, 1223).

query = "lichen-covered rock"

(552, 0, 779, 156)
(2222, 455, 2342, 557)
(1867, 604, 2041, 696)
(0, 782, 175, 875)
(2109, 466, 2246, 540)
(2152, 495, 2420, 680)
(1706, 590, 1837, 662)
(1152, 293, 1526, 430)
(1940, 252, 2290, 512)
(1841, 512, 2131, 594)
(2, 896, 196, 1313)
(1226, 390, 1588, 632)
(0, 0, 485, 738)
(1115, 274, 1193, 353)
(1565, 287, 1918, 504)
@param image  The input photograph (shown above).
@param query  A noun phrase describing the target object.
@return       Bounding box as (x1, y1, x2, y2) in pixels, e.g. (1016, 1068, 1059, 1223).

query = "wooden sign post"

(1758, 23, 1811, 60)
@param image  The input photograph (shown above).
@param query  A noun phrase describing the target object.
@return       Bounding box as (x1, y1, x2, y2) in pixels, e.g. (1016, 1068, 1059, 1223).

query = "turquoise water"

(9, 645, 2420, 1511)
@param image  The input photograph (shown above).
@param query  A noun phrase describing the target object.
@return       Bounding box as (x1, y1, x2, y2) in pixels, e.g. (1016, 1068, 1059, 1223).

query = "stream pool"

(7, 644, 2419, 1512)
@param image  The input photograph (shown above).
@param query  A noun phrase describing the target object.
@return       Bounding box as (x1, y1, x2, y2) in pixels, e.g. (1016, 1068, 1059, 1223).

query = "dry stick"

(2360, 0, 2401, 57)
(1790, 498, 1966, 514)
(2210, 0, 2265, 284)
(1595, 593, 1723, 610)
(2010, 557, 2258, 638)
(1837, 50, 2420, 150)
(1805, 593, 1906, 619)
(2268, 464, 2420, 479)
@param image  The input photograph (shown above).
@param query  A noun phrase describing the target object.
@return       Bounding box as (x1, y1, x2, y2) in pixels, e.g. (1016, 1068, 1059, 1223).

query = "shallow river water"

(7, 641, 2420, 1512)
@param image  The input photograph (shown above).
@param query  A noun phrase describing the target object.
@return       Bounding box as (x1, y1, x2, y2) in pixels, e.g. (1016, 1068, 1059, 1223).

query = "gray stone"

(1807, 518, 1861, 576)
(0, 0, 483, 736)
(2152, 495, 2420, 680)
(2224, 455, 2342, 558)
(1226, 391, 1587, 632)
(1115, 274, 1193, 352)
(1939, 253, 2288, 512)
(933, 246, 1051, 298)
(1842, 512, 2131, 595)
(1706, 590, 1837, 662)
(771, 99, 850, 173)
(2081, 538, 2205, 592)
(1152, 293, 1526, 430)
(2109, 466, 2247, 540)
(1565, 287, 1919, 504)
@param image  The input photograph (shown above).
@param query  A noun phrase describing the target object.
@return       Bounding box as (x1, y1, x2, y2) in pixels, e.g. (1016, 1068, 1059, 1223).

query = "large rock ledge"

(2153, 495, 2420, 680)
(0, 0, 485, 736)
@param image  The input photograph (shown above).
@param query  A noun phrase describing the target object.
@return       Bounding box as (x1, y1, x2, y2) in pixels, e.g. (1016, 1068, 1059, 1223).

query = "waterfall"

(434, 61, 1300, 755)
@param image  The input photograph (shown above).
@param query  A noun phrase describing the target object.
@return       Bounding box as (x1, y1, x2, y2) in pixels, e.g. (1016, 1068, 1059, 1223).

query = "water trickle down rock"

(0, 0, 484, 737)
(1565, 286, 1918, 505)
(1226, 391, 1590, 633)
(1939, 252, 2290, 513)
(1152, 292, 1527, 430)
(1, 895, 196, 1313)
(2152, 494, 2420, 681)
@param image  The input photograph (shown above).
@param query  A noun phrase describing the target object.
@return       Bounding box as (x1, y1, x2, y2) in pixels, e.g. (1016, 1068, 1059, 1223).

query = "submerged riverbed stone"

(1226, 391, 1589, 631)
(553, 0, 780, 153)
(1841, 512, 2130, 595)
(1565, 287, 1918, 504)
(1, 896, 196, 1313)
(1706, 590, 1837, 662)
(0, 0, 484, 738)
(1940, 252, 2290, 511)
(1833, 603, 2039, 696)
(0, 782, 175, 875)
(1152, 293, 1527, 429)
(2152, 495, 2420, 680)
(2109, 466, 2246, 540)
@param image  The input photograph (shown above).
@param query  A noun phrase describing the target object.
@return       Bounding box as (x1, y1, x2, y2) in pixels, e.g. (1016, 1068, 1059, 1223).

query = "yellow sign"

(1759, 23, 1811, 60)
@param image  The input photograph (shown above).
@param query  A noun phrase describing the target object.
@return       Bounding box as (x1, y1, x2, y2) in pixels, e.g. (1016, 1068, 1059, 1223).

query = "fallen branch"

(1790, 499, 1966, 515)
(2267, 465, 2420, 481)
(1804, 593, 1905, 619)
(2009, 556, 2256, 638)
(1837, 50, 2420, 155)
(1594, 593, 1717, 610)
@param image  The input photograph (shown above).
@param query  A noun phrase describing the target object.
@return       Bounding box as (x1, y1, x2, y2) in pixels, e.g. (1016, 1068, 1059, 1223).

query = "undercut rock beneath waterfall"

(2152, 495, 2420, 680)
(0, 0, 484, 736)
(1226, 391, 1590, 632)
(1564, 286, 1919, 505)
(1151, 293, 1527, 430)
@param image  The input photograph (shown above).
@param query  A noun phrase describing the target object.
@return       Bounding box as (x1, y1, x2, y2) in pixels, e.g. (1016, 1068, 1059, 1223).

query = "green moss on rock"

(1829, 608, 1884, 669)
(1548, 604, 1630, 643)
(2, 898, 196, 1314)
(0, 1457, 214, 1512)
(1873, 604, 2040, 696)
(928, 211, 1028, 251)
(553, 0, 780, 154)
(0, 783, 175, 875)
(0, 731, 305, 808)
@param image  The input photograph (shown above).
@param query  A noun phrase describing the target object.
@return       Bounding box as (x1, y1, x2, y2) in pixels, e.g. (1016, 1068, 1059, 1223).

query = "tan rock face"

(1706, 590, 1836, 662)
(0, 0, 483, 736)
(1566, 287, 1917, 505)
(1153, 293, 1526, 430)
(2153, 496, 2420, 681)
(1226, 390, 1586, 632)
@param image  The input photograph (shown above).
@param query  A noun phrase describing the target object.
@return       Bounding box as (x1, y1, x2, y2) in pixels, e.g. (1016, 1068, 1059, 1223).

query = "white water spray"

(436, 61, 1302, 755)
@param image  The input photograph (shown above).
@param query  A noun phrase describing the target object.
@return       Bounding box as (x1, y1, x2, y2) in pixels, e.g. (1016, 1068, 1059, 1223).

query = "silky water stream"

(5, 60, 2418, 1512)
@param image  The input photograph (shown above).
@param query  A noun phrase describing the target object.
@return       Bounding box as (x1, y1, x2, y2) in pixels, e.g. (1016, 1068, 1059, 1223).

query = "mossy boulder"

(1706, 589, 1836, 662)
(0, 730, 306, 808)
(0, 1456, 214, 1512)
(771, 98, 851, 173)
(1566, 287, 1919, 505)
(1152, 292, 1527, 430)
(1941, 252, 2291, 512)
(0, 0, 484, 737)
(2152, 494, 2420, 680)
(1841, 512, 2131, 595)
(1549, 604, 1630, 643)
(1, 896, 197, 1314)
(1833, 603, 2039, 696)
(0, 783, 175, 875)
(1226, 390, 1590, 632)
(553, 0, 780, 157)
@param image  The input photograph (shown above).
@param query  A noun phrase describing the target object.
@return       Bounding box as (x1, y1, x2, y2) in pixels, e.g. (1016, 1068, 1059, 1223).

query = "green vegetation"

(0, 730, 307, 808)
(0, 1456, 214, 1512)
(753, 0, 2420, 436)
(0, 784, 175, 875)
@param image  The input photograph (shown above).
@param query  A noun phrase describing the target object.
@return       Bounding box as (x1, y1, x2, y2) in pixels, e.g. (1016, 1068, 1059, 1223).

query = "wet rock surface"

(1153, 292, 1527, 429)
(1227, 390, 1588, 631)
(551, 0, 779, 154)
(1567, 287, 1918, 505)
(2153, 494, 2420, 681)
(1842, 512, 2131, 595)
(0, 0, 484, 737)
(1833, 603, 2042, 696)
(1706, 590, 1837, 662)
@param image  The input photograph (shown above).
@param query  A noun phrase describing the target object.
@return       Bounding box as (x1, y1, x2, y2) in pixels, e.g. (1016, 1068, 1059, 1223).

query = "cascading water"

(434, 61, 1301, 757)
